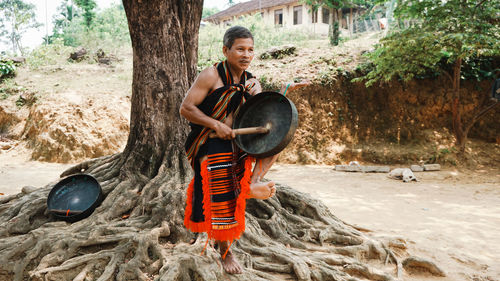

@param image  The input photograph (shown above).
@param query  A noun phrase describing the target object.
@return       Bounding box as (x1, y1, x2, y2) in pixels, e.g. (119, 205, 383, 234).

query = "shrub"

(49, 3, 130, 52)
(26, 38, 74, 69)
(0, 60, 16, 80)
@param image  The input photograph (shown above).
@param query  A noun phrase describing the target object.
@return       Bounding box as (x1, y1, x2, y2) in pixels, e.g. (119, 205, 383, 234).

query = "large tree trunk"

(0, 1, 446, 280)
(119, 0, 201, 180)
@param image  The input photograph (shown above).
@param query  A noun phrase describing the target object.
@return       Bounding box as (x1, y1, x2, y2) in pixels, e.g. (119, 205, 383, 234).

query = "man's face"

(223, 38, 254, 72)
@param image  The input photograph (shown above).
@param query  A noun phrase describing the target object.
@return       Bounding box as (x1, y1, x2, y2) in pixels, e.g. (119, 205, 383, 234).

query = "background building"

(204, 0, 335, 35)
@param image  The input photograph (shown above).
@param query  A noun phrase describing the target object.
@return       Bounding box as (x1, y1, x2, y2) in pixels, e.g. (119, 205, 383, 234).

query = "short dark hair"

(223, 26, 253, 49)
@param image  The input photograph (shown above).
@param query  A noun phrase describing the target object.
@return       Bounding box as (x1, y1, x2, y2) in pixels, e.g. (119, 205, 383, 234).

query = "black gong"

(47, 174, 103, 222)
(233, 91, 298, 158)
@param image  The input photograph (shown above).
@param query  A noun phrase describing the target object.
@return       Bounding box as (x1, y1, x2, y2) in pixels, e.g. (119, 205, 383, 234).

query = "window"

(274, 9, 283, 26)
(322, 7, 330, 24)
(312, 9, 318, 23)
(293, 5, 302, 25)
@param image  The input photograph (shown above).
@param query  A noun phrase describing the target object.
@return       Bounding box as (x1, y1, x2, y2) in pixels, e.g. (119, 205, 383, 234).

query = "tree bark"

(337, 8, 343, 29)
(463, 100, 500, 146)
(330, 8, 339, 46)
(447, 57, 499, 154)
(450, 58, 465, 152)
(120, 0, 202, 180)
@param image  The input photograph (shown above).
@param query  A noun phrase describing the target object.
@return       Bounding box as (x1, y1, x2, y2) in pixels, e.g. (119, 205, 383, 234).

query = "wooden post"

(364, 19, 369, 33)
(349, 7, 353, 36)
(337, 9, 343, 29)
(375, 13, 381, 31)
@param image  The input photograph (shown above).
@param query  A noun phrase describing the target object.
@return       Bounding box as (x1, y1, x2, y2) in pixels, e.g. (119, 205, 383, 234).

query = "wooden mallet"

(209, 122, 271, 138)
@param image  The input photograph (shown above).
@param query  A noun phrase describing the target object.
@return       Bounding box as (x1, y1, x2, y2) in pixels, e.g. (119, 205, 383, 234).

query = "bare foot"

(219, 243, 243, 274)
(249, 181, 276, 200)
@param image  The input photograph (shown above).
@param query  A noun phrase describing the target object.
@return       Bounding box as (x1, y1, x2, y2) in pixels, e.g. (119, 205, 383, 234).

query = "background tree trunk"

(449, 57, 499, 153)
(337, 8, 343, 29)
(11, 11, 17, 55)
(451, 58, 465, 152)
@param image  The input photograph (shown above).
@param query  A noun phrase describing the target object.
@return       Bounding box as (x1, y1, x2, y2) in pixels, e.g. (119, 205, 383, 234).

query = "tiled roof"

(204, 0, 298, 22)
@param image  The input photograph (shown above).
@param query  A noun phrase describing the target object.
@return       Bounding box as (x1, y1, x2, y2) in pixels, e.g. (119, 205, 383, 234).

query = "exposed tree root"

(60, 153, 121, 178)
(0, 154, 446, 281)
(402, 256, 447, 277)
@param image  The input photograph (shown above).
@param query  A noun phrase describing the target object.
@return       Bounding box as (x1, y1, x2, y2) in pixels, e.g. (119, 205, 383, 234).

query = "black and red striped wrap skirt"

(184, 138, 253, 242)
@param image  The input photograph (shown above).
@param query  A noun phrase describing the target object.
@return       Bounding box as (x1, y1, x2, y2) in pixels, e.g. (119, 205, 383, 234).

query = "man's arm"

(244, 78, 311, 96)
(280, 80, 311, 95)
(179, 67, 235, 140)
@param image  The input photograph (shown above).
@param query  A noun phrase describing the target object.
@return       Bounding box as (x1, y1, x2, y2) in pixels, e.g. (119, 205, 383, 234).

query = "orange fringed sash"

(231, 155, 253, 239)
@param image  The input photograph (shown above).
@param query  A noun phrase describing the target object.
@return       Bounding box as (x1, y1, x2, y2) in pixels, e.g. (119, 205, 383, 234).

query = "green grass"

(0, 79, 24, 100)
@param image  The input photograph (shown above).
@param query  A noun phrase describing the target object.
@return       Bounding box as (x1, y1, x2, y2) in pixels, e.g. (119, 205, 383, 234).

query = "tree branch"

(475, 0, 487, 8)
(473, 0, 488, 17)
(442, 70, 453, 85)
(464, 100, 500, 135)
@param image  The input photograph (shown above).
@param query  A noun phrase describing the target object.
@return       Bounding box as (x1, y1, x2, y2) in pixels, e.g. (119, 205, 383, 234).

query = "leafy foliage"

(303, 0, 376, 45)
(0, 0, 41, 55)
(0, 60, 16, 79)
(356, 0, 500, 152)
(48, 0, 79, 45)
(304, 0, 345, 9)
(49, 3, 130, 50)
(202, 7, 220, 19)
(358, 0, 500, 86)
(460, 55, 499, 81)
(74, 0, 97, 29)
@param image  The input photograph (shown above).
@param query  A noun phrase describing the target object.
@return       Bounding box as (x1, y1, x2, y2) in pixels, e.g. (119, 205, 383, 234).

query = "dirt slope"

(0, 32, 497, 167)
(1, 57, 132, 163)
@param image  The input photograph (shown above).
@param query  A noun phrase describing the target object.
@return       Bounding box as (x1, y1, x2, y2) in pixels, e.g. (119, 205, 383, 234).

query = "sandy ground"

(267, 164, 500, 281)
(0, 146, 73, 195)
(1, 149, 499, 280)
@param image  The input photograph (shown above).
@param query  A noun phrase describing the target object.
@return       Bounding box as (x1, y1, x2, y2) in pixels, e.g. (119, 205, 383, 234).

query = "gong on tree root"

(47, 174, 103, 222)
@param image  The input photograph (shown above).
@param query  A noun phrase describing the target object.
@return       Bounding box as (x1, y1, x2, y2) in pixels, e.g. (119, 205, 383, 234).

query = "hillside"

(0, 32, 498, 169)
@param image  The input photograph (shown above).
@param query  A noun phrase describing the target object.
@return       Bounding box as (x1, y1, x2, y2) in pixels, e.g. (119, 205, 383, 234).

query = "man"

(180, 26, 308, 274)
